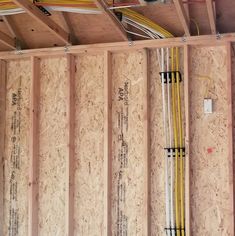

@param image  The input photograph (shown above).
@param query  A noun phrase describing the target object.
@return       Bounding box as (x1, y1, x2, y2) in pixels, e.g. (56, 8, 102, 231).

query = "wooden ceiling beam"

(0, 30, 16, 49)
(206, 0, 216, 34)
(12, 0, 71, 45)
(172, 0, 190, 36)
(3, 16, 28, 49)
(94, 0, 128, 41)
(58, 12, 78, 45)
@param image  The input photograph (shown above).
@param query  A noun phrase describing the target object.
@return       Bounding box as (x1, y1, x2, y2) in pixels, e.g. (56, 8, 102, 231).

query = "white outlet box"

(204, 98, 213, 114)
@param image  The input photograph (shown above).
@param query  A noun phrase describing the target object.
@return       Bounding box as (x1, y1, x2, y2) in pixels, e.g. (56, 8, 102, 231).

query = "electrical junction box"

(204, 98, 213, 114)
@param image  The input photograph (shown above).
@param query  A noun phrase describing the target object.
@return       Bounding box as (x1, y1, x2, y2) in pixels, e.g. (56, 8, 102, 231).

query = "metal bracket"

(128, 35, 133, 46)
(181, 36, 186, 43)
(15, 49, 23, 55)
(64, 45, 69, 53)
(15, 38, 22, 51)
(216, 32, 221, 40)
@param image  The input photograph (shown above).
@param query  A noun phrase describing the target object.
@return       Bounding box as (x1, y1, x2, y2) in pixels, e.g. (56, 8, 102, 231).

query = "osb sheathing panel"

(111, 51, 146, 235)
(0, 46, 233, 236)
(74, 54, 105, 235)
(4, 59, 31, 236)
(189, 46, 231, 235)
(38, 57, 67, 236)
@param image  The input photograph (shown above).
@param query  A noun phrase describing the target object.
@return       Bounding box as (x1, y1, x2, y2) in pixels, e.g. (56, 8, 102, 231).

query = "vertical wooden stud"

(66, 54, 75, 236)
(0, 60, 6, 236)
(184, 45, 190, 236)
(143, 49, 150, 235)
(29, 57, 40, 236)
(103, 50, 112, 236)
(226, 42, 234, 235)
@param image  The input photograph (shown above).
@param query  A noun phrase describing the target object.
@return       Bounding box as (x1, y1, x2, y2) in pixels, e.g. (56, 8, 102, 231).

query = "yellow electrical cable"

(117, 9, 173, 38)
(176, 47, 185, 236)
(190, 18, 200, 36)
(171, 47, 181, 236)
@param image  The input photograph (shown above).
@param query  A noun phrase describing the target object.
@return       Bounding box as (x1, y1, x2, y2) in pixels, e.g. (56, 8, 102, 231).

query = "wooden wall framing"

(0, 36, 234, 235)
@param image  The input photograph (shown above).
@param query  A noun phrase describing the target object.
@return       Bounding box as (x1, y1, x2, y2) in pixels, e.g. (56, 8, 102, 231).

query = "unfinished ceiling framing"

(0, 0, 233, 50)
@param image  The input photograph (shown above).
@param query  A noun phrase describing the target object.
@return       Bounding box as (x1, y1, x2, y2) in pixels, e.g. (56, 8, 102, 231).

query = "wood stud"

(103, 50, 112, 236)
(184, 45, 190, 236)
(143, 49, 151, 235)
(66, 54, 76, 236)
(226, 42, 234, 235)
(0, 60, 6, 236)
(28, 57, 40, 236)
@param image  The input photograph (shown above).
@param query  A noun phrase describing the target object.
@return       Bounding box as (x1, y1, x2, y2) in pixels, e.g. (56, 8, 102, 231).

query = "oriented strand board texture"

(38, 57, 67, 236)
(111, 51, 146, 235)
(4, 59, 31, 236)
(74, 54, 104, 235)
(189, 46, 231, 235)
(149, 49, 166, 235)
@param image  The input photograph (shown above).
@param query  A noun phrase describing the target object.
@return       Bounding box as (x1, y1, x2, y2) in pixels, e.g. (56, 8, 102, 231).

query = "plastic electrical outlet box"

(204, 98, 213, 114)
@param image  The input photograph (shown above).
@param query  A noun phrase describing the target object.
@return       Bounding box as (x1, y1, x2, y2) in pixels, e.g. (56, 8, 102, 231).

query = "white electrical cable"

(125, 30, 151, 39)
(0, 8, 24, 16)
(122, 16, 164, 39)
(123, 17, 157, 39)
(49, 6, 101, 14)
(161, 48, 171, 236)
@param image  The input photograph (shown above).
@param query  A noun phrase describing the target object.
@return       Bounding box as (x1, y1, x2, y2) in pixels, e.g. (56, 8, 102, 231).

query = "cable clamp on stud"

(164, 147, 186, 158)
(159, 71, 182, 84)
(165, 227, 185, 232)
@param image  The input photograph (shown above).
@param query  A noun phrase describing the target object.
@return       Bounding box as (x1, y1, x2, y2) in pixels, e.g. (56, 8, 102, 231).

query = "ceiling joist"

(206, 0, 216, 34)
(12, 0, 71, 45)
(3, 15, 28, 49)
(59, 12, 78, 45)
(0, 30, 16, 49)
(94, 0, 128, 41)
(172, 0, 190, 36)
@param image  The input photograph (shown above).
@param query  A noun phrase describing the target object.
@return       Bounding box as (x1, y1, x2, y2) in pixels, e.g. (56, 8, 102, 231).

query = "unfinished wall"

(111, 51, 146, 235)
(189, 46, 231, 235)
(74, 53, 104, 235)
(0, 45, 233, 236)
(4, 59, 31, 236)
(38, 57, 67, 236)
